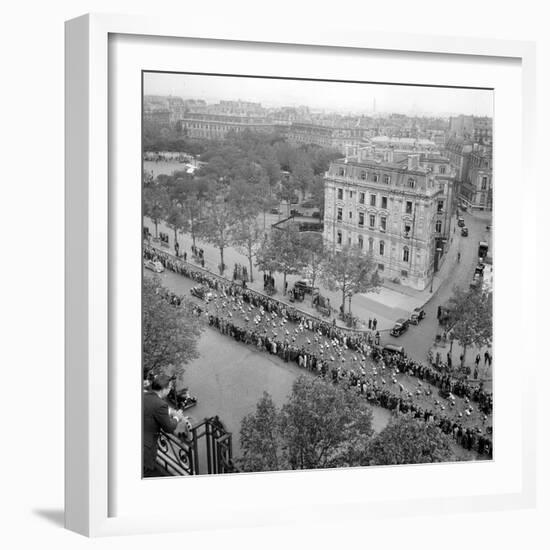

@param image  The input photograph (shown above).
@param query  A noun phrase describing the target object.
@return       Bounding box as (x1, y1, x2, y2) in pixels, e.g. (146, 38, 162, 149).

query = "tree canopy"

(320, 245, 381, 314)
(366, 416, 454, 466)
(447, 286, 493, 366)
(238, 376, 374, 472)
(142, 276, 204, 382)
(255, 225, 307, 289)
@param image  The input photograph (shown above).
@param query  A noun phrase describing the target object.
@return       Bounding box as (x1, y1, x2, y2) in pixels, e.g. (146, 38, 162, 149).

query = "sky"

(144, 72, 493, 118)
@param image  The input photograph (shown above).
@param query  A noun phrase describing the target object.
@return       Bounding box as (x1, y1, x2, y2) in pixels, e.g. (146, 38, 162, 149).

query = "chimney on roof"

(407, 154, 420, 171)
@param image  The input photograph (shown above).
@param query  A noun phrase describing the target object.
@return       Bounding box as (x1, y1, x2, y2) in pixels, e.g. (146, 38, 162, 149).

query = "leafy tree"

(164, 203, 187, 247)
(233, 216, 263, 284)
(290, 155, 315, 200)
(239, 393, 284, 472)
(310, 175, 326, 219)
(280, 376, 374, 469)
(143, 183, 169, 239)
(200, 183, 236, 274)
(256, 225, 307, 291)
(142, 276, 204, 382)
(299, 232, 326, 290)
(366, 417, 454, 466)
(238, 377, 374, 472)
(320, 245, 380, 316)
(447, 286, 492, 367)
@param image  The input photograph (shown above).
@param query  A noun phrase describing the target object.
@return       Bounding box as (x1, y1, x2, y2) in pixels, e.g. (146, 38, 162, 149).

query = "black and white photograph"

(141, 71, 494, 478)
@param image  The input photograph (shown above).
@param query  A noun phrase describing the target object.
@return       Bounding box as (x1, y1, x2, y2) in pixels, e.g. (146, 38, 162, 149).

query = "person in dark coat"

(143, 374, 183, 477)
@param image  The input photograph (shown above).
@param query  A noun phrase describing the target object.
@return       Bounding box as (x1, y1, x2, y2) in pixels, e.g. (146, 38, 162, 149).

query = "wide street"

(146, 268, 481, 461)
(146, 269, 392, 457)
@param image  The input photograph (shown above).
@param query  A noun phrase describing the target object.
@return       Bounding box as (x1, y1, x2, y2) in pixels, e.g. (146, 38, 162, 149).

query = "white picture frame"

(65, 13, 537, 537)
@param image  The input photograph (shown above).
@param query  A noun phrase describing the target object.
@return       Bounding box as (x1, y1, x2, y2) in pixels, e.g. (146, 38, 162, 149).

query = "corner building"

(323, 155, 445, 290)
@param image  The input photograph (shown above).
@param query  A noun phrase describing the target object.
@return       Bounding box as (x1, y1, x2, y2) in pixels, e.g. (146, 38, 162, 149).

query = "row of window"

(336, 232, 411, 262)
(335, 210, 443, 234)
(336, 187, 422, 215)
(335, 168, 419, 188)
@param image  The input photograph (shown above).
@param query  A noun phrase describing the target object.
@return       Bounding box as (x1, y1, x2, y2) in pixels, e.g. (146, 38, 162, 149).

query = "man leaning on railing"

(143, 374, 184, 478)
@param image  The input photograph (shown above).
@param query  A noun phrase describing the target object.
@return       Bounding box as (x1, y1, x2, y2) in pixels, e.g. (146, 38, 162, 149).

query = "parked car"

(293, 279, 317, 294)
(457, 217, 465, 228)
(390, 318, 409, 337)
(474, 262, 486, 277)
(269, 207, 280, 215)
(144, 258, 164, 273)
(410, 306, 426, 325)
(461, 227, 469, 237)
(190, 285, 213, 302)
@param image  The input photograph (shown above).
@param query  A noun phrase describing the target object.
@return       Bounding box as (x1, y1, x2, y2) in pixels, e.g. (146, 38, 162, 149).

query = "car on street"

(475, 262, 486, 277)
(409, 306, 426, 325)
(144, 258, 165, 273)
(293, 279, 317, 294)
(461, 227, 469, 237)
(190, 284, 213, 302)
(478, 241, 489, 259)
(390, 318, 409, 337)
(269, 207, 280, 215)
(457, 217, 465, 227)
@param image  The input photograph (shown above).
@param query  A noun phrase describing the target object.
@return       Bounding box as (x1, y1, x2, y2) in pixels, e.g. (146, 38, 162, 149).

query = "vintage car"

(144, 258, 165, 273)
(474, 262, 486, 277)
(293, 279, 317, 295)
(167, 386, 198, 411)
(461, 227, 469, 237)
(410, 306, 426, 325)
(190, 284, 213, 302)
(457, 217, 465, 228)
(390, 318, 409, 337)
(269, 207, 280, 215)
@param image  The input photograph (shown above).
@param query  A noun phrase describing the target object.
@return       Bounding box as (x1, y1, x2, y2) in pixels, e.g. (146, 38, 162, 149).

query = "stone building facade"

(179, 112, 273, 139)
(323, 155, 446, 290)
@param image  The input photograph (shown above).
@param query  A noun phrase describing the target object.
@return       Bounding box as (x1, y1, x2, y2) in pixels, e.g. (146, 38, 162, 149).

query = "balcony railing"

(154, 416, 239, 476)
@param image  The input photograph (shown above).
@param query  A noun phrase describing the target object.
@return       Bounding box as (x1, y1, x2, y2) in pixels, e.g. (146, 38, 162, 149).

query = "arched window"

(403, 246, 409, 262)
(379, 240, 385, 256)
(435, 220, 442, 233)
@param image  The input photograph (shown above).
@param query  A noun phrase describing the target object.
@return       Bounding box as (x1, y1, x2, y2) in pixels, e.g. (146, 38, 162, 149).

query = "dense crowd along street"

(144, 244, 493, 457)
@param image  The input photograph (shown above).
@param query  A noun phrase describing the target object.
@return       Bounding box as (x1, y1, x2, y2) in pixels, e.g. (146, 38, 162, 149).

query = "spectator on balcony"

(143, 374, 184, 477)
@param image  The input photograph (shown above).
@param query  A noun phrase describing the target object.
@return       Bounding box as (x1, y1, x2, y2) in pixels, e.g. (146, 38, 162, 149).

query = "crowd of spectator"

(144, 244, 493, 457)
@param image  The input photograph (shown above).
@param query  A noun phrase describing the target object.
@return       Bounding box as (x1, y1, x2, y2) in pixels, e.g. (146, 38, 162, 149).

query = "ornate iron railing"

(155, 416, 238, 476)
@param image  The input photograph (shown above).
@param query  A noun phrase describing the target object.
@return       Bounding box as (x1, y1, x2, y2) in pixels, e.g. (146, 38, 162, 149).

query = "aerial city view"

(141, 72, 493, 477)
